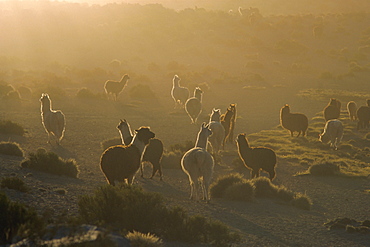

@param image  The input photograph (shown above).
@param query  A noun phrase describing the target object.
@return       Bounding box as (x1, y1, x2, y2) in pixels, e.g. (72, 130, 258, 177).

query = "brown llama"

(104, 74, 130, 101)
(221, 103, 237, 145)
(323, 98, 341, 121)
(280, 104, 308, 137)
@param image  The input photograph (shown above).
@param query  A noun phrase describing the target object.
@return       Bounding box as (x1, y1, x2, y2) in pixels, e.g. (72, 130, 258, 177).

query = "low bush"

(0, 141, 23, 157)
(76, 87, 103, 100)
(126, 231, 163, 247)
(100, 137, 121, 150)
(224, 182, 254, 202)
(1, 177, 29, 192)
(168, 140, 194, 153)
(252, 177, 278, 198)
(308, 161, 340, 176)
(21, 148, 79, 178)
(210, 173, 245, 198)
(78, 185, 240, 246)
(0, 120, 26, 136)
(0, 192, 44, 244)
(291, 193, 312, 210)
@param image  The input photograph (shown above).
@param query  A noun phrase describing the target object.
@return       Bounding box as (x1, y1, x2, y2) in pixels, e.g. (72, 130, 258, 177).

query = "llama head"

(281, 104, 290, 115)
(236, 133, 249, 147)
(229, 103, 236, 112)
(122, 74, 130, 80)
(135, 126, 155, 145)
(329, 98, 337, 105)
(117, 119, 130, 131)
(200, 122, 212, 138)
(40, 93, 50, 103)
(318, 132, 330, 144)
(210, 108, 221, 121)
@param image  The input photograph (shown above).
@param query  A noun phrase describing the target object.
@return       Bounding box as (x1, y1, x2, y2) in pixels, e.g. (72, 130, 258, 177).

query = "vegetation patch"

(126, 231, 163, 247)
(21, 148, 79, 178)
(0, 192, 44, 245)
(129, 84, 156, 99)
(0, 141, 23, 157)
(211, 175, 312, 210)
(308, 161, 340, 176)
(78, 184, 240, 246)
(0, 120, 26, 136)
(1, 177, 29, 193)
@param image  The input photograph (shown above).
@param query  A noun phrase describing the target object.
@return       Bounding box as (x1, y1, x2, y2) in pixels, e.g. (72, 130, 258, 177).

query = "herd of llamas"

(39, 74, 370, 202)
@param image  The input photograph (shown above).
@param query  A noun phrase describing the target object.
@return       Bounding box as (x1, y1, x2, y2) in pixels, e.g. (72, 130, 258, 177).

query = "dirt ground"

(1, 82, 369, 246)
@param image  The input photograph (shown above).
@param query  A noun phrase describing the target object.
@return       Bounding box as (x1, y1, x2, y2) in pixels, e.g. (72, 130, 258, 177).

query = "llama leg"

(158, 166, 163, 181)
(140, 162, 144, 178)
(150, 166, 158, 179)
(290, 131, 294, 137)
(127, 175, 135, 185)
(296, 131, 301, 137)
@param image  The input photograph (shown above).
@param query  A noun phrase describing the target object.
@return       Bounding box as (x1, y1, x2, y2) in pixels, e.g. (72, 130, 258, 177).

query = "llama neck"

(195, 92, 202, 102)
(41, 101, 52, 113)
(173, 79, 180, 87)
(210, 114, 220, 122)
(130, 134, 145, 154)
(118, 127, 133, 145)
(237, 137, 251, 150)
(195, 133, 208, 149)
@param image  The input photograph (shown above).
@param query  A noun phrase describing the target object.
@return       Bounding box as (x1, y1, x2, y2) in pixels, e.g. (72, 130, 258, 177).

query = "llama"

(100, 126, 155, 185)
(181, 123, 214, 201)
(221, 105, 233, 145)
(104, 74, 130, 101)
(117, 119, 163, 180)
(236, 133, 277, 180)
(185, 87, 203, 124)
(40, 93, 65, 145)
(141, 138, 164, 180)
(171, 75, 189, 108)
(117, 119, 133, 145)
(225, 104, 237, 144)
(323, 98, 341, 121)
(208, 108, 225, 154)
(280, 104, 308, 137)
(356, 100, 370, 130)
(347, 101, 357, 121)
(319, 119, 344, 150)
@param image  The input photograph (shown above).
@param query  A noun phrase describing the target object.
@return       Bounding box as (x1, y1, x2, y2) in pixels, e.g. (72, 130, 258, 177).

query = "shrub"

(21, 148, 79, 178)
(126, 231, 163, 247)
(223, 182, 254, 202)
(1, 177, 29, 192)
(210, 173, 245, 198)
(308, 161, 340, 176)
(0, 120, 26, 136)
(291, 193, 312, 210)
(78, 185, 239, 246)
(276, 186, 295, 202)
(101, 137, 121, 150)
(129, 84, 156, 99)
(0, 142, 23, 156)
(252, 177, 278, 198)
(0, 192, 44, 244)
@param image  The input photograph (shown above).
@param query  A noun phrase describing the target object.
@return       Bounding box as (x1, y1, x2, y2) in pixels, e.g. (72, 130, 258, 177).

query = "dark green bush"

(0, 142, 23, 157)
(291, 193, 312, 210)
(308, 161, 340, 176)
(0, 192, 44, 244)
(223, 182, 254, 202)
(252, 177, 278, 198)
(0, 120, 26, 136)
(78, 185, 239, 246)
(210, 173, 245, 198)
(76, 87, 103, 100)
(101, 137, 122, 150)
(21, 148, 79, 178)
(1, 177, 29, 193)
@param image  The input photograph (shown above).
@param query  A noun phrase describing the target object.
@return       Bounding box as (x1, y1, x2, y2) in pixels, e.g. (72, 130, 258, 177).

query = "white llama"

(104, 74, 130, 101)
(40, 93, 65, 145)
(208, 108, 225, 154)
(185, 87, 203, 124)
(117, 119, 133, 145)
(181, 123, 214, 201)
(171, 75, 189, 108)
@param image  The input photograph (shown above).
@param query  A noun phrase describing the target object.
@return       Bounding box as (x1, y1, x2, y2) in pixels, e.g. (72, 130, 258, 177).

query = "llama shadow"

(51, 145, 77, 160)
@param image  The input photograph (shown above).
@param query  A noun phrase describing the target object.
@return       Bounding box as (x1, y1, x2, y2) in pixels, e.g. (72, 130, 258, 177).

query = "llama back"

(182, 147, 214, 177)
(100, 144, 141, 184)
(43, 110, 65, 139)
